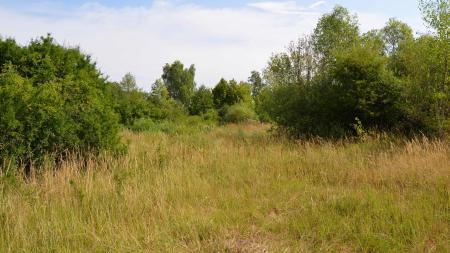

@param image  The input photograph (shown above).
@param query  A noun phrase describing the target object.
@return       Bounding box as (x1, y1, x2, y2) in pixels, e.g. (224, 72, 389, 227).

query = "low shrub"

(223, 103, 258, 123)
(130, 116, 216, 135)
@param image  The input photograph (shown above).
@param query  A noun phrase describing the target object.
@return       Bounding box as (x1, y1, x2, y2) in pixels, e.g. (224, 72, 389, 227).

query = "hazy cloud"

(309, 1, 327, 9)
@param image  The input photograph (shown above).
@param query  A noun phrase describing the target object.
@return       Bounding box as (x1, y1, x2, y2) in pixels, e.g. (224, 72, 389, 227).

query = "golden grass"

(1, 124, 449, 252)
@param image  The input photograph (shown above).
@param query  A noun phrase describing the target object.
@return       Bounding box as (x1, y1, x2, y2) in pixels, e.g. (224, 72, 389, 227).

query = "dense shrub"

(258, 5, 449, 138)
(223, 104, 258, 123)
(129, 118, 159, 132)
(189, 85, 214, 116)
(212, 79, 252, 110)
(109, 74, 150, 126)
(0, 36, 122, 169)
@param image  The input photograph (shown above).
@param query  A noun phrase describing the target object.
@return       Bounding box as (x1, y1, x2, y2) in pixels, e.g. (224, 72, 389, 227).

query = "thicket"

(256, 2, 449, 138)
(0, 35, 121, 169)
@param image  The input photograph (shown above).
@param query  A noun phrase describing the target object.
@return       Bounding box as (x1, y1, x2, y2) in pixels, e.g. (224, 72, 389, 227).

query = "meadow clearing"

(0, 124, 449, 252)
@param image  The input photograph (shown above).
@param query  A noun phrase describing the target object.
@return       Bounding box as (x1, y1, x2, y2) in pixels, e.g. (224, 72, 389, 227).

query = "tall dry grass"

(0, 124, 449, 252)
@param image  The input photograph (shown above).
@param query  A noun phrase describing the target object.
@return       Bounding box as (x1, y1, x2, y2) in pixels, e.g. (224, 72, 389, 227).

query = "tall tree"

(419, 0, 449, 134)
(312, 6, 359, 65)
(212, 78, 250, 109)
(150, 79, 169, 100)
(190, 85, 214, 115)
(381, 19, 414, 76)
(119, 72, 138, 92)
(161, 60, 196, 107)
(212, 78, 231, 109)
(382, 18, 414, 56)
(264, 36, 317, 87)
(248, 71, 263, 97)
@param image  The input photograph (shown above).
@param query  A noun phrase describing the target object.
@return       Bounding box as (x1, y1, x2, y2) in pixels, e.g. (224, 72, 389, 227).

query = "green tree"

(331, 44, 406, 133)
(162, 61, 196, 107)
(110, 76, 150, 126)
(361, 29, 385, 54)
(119, 72, 138, 92)
(381, 19, 414, 76)
(0, 37, 22, 67)
(212, 78, 251, 110)
(147, 79, 187, 121)
(150, 79, 169, 100)
(190, 85, 214, 115)
(312, 6, 359, 65)
(248, 71, 264, 97)
(212, 78, 231, 109)
(264, 36, 317, 87)
(382, 18, 414, 56)
(419, 0, 450, 134)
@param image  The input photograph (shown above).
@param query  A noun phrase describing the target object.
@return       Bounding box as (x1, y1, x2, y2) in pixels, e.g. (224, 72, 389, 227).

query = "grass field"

(1, 124, 449, 252)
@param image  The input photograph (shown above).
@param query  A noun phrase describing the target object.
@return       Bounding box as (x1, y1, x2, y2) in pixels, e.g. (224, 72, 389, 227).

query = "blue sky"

(0, 1, 426, 89)
(0, 0, 424, 23)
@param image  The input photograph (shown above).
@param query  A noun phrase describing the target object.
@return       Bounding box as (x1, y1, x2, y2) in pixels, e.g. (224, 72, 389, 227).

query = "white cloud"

(248, 1, 307, 14)
(309, 1, 328, 9)
(0, 1, 391, 90)
(248, 1, 327, 14)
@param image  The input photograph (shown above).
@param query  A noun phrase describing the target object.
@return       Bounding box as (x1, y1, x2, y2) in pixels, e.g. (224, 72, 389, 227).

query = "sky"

(0, 0, 427, 90)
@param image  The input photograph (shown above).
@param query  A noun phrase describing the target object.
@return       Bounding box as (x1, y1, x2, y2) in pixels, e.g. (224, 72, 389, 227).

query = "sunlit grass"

(1, 124, 449, 252)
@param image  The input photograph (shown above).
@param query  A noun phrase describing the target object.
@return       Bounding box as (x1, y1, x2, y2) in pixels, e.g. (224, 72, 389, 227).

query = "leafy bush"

(147, 96, 188, 121)
(258, 5, 449, 138)
(109, 74, 150, 127)
(189, 86, 214, 115)
(0, 36, 122, 169)
(201, 109, 220, 122)
(129, 118, 159, 132)
(223, 104, 258, 123)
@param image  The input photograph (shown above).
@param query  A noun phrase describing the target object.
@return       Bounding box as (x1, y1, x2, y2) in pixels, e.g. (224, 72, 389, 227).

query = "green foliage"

(330, 44, 406, 132)
(248, 70, 264, 97)
(398, 35, 450, 134)
(0, 35, 122, 169)
(148, 85, 188, 121)
(258, 4, 449, 138)
(130, 116, 215, 135)
(212, 78, 231, 109)
(419, 0, 450, 135)
(262, 44, 409, 137)
(119, 72, 138, 92)
(420, 0, 450, 39)
(379, 19, 414, 76)
(223, 103, 258, 123)
(312, 6, 359, 64)
(212, 78, 252, 110)
(189, 85, 214, 115)
(110, 73, 150, 126)
(381, 18, 414, 56)
(254, 87, 273, 123)
(264, 36, 316, 87)
(162, 61, 196, 107)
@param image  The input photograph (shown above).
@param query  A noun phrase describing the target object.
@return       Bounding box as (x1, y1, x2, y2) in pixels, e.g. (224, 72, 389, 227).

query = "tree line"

(257, 1, 449, 138)
(0, 0, 448, 169)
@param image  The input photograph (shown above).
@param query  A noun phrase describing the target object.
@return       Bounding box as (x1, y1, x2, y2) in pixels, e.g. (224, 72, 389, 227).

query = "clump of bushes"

(0, 35, 122, 170)
(223, 104, 258, 123)
(256, 5, 449, 138)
